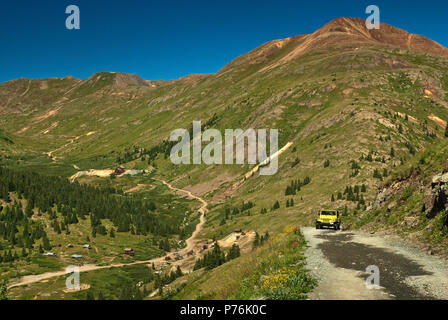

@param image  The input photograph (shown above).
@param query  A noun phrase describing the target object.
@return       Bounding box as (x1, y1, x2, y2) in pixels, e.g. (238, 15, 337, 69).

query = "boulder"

(387, 201, 397, 210)
(432, 172, 448, 184)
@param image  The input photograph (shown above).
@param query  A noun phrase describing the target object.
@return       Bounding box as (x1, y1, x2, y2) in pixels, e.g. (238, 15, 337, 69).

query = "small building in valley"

(124, 248, 134, 256)
(43, 252, 55, 257)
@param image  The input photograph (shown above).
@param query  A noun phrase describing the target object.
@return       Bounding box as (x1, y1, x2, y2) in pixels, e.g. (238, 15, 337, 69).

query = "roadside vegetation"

(342, 138, 448, 253)
(170, 226, 315, 300)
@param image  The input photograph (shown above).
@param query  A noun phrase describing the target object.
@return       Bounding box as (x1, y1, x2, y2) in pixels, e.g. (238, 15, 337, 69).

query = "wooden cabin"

(124, 248, 134, 256)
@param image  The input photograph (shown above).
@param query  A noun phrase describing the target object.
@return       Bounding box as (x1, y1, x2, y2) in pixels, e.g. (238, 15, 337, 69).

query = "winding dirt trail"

(154, 179, 208, 252)
(8, 179, 208, 290)
(44, 136, 81, 162)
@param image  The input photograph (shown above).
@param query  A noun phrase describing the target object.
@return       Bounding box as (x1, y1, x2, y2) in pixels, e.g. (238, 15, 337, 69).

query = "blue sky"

(1, 0, 448, 83)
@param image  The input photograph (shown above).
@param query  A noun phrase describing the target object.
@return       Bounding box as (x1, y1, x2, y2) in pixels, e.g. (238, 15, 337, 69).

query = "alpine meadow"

(2, 10, 448, 304)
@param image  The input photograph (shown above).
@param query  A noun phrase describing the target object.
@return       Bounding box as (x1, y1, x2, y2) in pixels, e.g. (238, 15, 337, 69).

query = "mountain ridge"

(222, 17, 448, 74)
(3, 17, 447, 87)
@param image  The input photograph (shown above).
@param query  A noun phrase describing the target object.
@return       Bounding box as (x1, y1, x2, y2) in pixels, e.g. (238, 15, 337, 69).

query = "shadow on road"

(316, 232, 434, 300)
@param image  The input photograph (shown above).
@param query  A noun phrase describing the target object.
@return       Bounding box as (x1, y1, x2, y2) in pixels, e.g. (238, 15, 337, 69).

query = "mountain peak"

(68, 72, 151, 94)
(312, 16, 448, 57)
(226, 17, 448, 73)
(88, 72, 149, 88)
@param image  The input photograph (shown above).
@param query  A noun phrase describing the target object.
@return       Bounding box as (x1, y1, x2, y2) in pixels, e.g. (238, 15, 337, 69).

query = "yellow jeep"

(316, 210, 341, 230)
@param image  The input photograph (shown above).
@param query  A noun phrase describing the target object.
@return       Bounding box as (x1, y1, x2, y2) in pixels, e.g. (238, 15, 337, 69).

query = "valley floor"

(303, 227, 448, 300)
(8, 179, 208, 290)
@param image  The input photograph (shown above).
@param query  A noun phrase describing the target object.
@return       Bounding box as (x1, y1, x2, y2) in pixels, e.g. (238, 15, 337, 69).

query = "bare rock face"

(370, 187, 392, 210)
(424, 173, 448, 219)
(370, 173, 448, 224)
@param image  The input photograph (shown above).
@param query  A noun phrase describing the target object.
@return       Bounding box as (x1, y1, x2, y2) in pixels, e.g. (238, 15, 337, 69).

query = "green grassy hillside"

(343, 138, 448, 254)
(2, 17, 448, 299)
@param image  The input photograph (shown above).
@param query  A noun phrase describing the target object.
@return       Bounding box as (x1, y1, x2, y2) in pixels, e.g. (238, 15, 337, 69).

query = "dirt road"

(8, 179, 208, 289)
(154, 178, 208, 253)
(302, 227, 448, 300)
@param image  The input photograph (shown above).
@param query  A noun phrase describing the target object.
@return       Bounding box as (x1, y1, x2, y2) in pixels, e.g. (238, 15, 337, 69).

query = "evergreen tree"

(373, 169, 383, 180)
(0, 166, 184, 252)
(42, 235, 51, 251)
(86, 290, 95, 300)
(227, 244, 240, 260)
(194, 242, 226, 270)
(176, 266, 183, 277)
(0, 280, 8, 300)
(264, 232, 270, 241)
(253, 232, 260, 248)
(25, 204, 33, 218)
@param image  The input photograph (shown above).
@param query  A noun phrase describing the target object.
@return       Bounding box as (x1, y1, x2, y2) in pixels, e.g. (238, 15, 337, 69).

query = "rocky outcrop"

(424, 173, 448, 219)
(369, 180, 409, 211)
(369, 172, 448, 223)
(369, 187, 392, 210)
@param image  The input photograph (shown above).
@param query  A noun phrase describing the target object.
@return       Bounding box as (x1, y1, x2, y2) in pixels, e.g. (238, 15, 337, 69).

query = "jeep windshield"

(321, 211, 337, 216)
